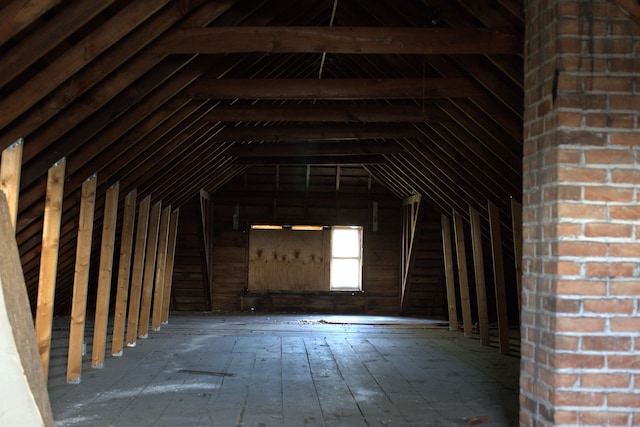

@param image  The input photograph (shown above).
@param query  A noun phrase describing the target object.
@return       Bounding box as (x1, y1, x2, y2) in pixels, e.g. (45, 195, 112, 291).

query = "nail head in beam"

(35, 157, 66, 380)
(66, 174, 97, 383)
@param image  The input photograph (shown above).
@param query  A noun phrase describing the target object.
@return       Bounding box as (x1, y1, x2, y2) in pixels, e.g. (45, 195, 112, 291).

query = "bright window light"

(251, 225, 283, 230)
(330, 226, 363, 291)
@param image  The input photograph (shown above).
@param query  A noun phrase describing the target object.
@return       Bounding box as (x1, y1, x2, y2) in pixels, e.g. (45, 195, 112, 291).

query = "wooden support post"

(441, 215, 458, 332)
(0, 139, 23, 231)
(488, 202, 510, 354)
(161, 209, 180, 324)
(34, 158, 66, 380)
(151, 206, 171, 331)
(0, 193, 55, 426)
(453, 211, 473, 338)
(111, 189, 137, 356)
(511, 197, 523, 316)
(125, 196, 151, 347)
(138, 201, 162, 339)
(469, 207, 490, 346)
(66, 175, 97, 383)
(91, 182, 120, 369)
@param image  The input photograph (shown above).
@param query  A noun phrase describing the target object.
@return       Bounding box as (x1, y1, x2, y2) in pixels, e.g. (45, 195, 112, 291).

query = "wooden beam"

(453, 211, 473, 338)
(234, 155, 387, 165)
(511, 197, 523, 316)
(213, 124, 420, 142)
(138, 201, 162, 339)
(469, 206, 490, 346)
(34, 158, 66, 380)
(0, 0, 61, 46)
(66, 175, 97, 384)
(488, 202, 510, 354)
(187, 78, 484, 99)
(91, 182, 120, 369)
(0, 192, 55, 426)
(111, 189, 137, 357)
(206, 104, 445, 123)
(612, 0, 640, 25)
(441, 215, 458, 332)
(1, 139, 23, 231)
(151, 206, 171, 331)
(0, 0, 172, 131)
(153, 27, 522, 54)
(125, 196, 151, 347)
(226, 141, 404, 157)
(161, 209, 180, 324)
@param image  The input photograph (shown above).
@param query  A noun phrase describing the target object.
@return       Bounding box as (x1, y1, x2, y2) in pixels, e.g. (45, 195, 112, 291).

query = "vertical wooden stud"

(91, 182, 120, 369)
(441, 215, 458, 332)
(453, 211, 473, 338)
(469, 207, 490, 346)
(111, 189, 137, 356)
(66, 175, 97, 383)
(151, 206, 171, 331)
(511, 197, 523, 316)
(488, 202, 510, 354)
(0, 138, 23, 231)
(138, 201, 162, 339)
(161, 209, 180, 324)
(34, 158, 66, 380)
(125, 196, 151, 347)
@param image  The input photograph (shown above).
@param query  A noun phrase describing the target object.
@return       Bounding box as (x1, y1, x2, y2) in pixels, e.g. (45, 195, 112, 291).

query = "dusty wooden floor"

(48, 314, 520, 426)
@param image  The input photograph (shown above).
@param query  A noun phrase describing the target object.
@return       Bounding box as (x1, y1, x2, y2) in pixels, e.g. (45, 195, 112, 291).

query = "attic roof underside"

(0, 0, 524, 309)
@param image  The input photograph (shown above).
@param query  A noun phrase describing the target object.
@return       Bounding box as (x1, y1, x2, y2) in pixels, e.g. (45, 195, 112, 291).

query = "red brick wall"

(522, 1, 640, 425)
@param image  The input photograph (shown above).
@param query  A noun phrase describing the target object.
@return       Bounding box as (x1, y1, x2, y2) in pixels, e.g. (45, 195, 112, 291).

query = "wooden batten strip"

(161, 208, 180, 324)
(66, 174, 97, 383)
(0, 138, 23, 231)
(138, 201, 162, 339)
(511, 198, 523, 316)
(34, 158, 66, 380)
(151, 206, 171, 331)
(469, 207, 490, 346)
(91, 182, 120, 369)
(453, 212, 473, 338)
(441, 215, 458, 332)
(126, 196, 151, 347)
(111, 189, 137, 357)
(488, 202, 510, 354)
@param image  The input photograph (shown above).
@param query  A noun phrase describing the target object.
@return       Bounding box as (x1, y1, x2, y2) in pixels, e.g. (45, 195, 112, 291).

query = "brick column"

(522, 1, 640, 426)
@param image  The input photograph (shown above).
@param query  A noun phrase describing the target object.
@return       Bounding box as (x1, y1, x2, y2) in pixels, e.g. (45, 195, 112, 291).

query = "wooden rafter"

(212, 124, 419, 142)
(234, 155, 387, 165)
(225, 141, 403, 157)
(153, 27, 523, 54)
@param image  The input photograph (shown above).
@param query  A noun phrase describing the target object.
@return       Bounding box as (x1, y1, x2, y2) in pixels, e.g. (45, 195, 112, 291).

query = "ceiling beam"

(187, 78, 484, 99)
(205, 103, 446, 123)
(152, 27, 522, 55)
(210, 123, 420, 142)
(234, 155, 387, 165)
(225, 141, 404, 157)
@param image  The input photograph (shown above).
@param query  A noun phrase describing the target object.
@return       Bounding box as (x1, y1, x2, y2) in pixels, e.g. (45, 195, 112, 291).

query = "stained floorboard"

(48, 314, 519, 426)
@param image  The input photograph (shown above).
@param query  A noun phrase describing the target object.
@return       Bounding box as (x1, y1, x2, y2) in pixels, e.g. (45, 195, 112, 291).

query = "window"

(330, 226, 363, 291)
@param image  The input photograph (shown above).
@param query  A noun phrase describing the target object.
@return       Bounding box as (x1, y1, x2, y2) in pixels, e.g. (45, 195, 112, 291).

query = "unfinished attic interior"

(1, 0, 639, 426)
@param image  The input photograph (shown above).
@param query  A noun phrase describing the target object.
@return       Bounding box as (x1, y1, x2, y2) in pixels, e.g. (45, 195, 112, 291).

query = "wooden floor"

(48, 314, 520, 426)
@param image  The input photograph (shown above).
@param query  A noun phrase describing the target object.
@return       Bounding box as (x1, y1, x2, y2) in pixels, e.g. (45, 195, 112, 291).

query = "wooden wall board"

(92, 182, 120, 369)
(0, 193, 54, 426)
(488, 202, 510, 355)
(138, 201, 162, 339)
(469, 207, 490, 346)
(161, 208, 180, 323)
(453, 212, 473, 338)
(34, 158, 66, 380)
(66, 175, 97, 383)
(151, 206, 171, 330)
(441, 215, 458, 332)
